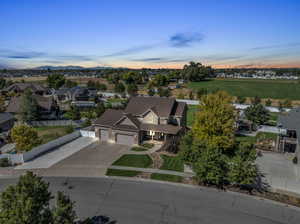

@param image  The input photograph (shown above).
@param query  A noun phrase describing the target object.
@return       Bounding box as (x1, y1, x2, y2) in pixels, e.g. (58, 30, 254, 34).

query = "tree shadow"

(79, 215, 117, 224)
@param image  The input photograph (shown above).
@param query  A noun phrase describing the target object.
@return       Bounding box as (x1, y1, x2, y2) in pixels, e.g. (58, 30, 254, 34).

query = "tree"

(0, 95, 6, 112)
(157, 87, 171, 97)
(147, 88, 155, 96)
(196, 88, 207, 100)
(236, 96, 246, 104)
(114, 82, 125, 93)
(65, 80, 77, 88)
(192, 91, 235, 151)
(250, 96, 261, 105)
(194, 147, 228, 187)
(126, 83, 138, 96)
(228, 143, 257, 187)
(52, 191, 77, 224)
(47, 74, 66, 89)
(189, 91, 194, 100)
(0, 172, 53, 224)
(64, 106, 81, 120)
(20, 90, 39, 122)
(283, 99, 292, 108)
(265, 99, 272, 107)
(94, 102, 105, 117)
(179, 133, 203, 165)
(181, 61, 214, 81)
(0, 172, 78, 224)
(11, 125, 42, 152)
(152, 74, 167, 86)
(0, 78, 6, 89)
(244, 104, 270, 125)
(95, 82, 107, 91)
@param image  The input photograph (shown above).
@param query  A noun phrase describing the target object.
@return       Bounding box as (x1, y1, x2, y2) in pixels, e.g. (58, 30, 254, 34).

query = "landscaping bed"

(112, 154, 153, 168)
(131, 146, 148, 152)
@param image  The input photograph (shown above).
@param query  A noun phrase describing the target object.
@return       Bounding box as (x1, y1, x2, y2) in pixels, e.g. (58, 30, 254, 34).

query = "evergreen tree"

(52, 192, 77, 224)
(20, 90, 39, 122)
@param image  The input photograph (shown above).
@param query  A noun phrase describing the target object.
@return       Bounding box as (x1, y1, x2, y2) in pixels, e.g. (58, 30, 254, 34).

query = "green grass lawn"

(34, 126, 74, 144)
(106, 169, 141, 177)
(188, 79, 300, 100)
(131, 146, 148, 152)
(160, 155, 184, 172)
(236, 132, 278, 144)
(151, 173, 183, 183)
(187, 105, 198, 127)
(112, 154, 153, 168)
(106, 98, 126, 103)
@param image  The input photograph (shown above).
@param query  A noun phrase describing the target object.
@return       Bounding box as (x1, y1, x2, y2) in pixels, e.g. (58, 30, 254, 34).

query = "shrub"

(65, 125, 75, 134)
(141, 143, 154, 149)
(0, 158, 10, 167)
(293, 156, 298, 164)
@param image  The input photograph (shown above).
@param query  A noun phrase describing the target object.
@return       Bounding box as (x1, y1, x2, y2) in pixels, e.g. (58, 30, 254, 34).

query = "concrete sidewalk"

(15, 137, 97, 170)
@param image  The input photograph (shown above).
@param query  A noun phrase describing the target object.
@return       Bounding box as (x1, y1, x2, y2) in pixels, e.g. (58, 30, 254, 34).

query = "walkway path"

(109, 165, 195, 177)
(15, 137, 97, 170)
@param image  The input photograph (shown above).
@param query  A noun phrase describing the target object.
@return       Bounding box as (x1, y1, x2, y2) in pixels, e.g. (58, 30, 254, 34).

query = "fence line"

(16, 120, 82, 127)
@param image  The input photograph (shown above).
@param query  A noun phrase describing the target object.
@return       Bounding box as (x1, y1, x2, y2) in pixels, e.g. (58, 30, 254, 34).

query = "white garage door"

(100, 129, 109, 141)
(116, 134, 135, 146)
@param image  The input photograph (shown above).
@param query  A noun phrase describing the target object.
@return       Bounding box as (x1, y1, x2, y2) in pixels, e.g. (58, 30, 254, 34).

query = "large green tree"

(192, 91, 235, 151)
(114, 82, 125, 93)
(20, 90, 39, 122)
(47, 74, 66, 89)
(181, 61, 214, 81)
(126, 83, 138, 96)
(52, 192, 77, 224)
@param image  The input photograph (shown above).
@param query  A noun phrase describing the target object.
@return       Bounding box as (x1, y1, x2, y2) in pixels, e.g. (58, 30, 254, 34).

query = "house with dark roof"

(93, 96, 187, 146)
(6, 95, 57, 119)
(2, 83, 46, 95)
(0, 113, 14, 132)
(277, 108, 300, 154)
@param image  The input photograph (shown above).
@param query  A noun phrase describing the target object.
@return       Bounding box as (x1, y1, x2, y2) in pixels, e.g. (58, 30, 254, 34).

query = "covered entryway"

(116, 133, 135, 146)
(100, 129, 109, 141)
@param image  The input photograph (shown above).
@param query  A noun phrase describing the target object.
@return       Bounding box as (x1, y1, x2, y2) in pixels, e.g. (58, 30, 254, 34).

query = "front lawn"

(160, 155, 184, 172)
(34, 126, 74, 144)
(235, 132, 278, 144)
(151, 173, 183, 183)
(106, 169, 141, 177)
(112, 154, 153, 168)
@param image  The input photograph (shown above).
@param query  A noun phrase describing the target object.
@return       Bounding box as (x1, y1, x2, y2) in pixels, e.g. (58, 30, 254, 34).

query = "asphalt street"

(0, 177, 299, 224)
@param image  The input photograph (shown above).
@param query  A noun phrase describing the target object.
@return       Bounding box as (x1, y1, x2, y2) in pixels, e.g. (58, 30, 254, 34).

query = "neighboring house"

(6, 95, 57, 119)
(0, 112, 14, 132)
(93, 96, 187, 146)
(2, 83, 47, 95)
(277, 108, 300, 154)
(54, 86, 97, 103)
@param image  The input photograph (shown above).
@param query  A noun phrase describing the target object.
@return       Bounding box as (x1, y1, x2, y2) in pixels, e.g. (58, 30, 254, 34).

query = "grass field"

(188, 79, 300, 100)
(34, 126, 74, 144)
(187, 105, 198, 127)
(160, 155, 184, 172)
(112, 154, 153, 168)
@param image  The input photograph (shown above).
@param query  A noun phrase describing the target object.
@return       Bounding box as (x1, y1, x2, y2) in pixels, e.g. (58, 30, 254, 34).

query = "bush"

(141, 143, 154, 149)
(293, 156, 298, 164)
(65, 125, 74, 134)
(0, 158, 10, 167)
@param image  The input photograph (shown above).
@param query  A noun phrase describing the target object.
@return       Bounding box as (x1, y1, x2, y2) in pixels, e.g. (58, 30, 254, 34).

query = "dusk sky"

(1, 0, 300, 69)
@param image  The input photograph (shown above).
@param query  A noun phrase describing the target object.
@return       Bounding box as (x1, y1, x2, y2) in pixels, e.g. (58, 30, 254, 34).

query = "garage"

(100, 129, 109, 141)
(116, 133, 135, 146)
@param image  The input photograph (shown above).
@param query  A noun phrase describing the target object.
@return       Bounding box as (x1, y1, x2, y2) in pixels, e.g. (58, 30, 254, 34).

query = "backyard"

(188, 79, 300, 100)
(34, 126, 74, 144)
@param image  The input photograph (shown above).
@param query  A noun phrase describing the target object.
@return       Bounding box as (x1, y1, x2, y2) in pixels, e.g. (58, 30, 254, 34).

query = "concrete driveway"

(33, 141, 130, 177)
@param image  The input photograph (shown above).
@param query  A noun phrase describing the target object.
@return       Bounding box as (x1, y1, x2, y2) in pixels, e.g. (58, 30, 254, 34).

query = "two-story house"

(93, 96, 187, 146)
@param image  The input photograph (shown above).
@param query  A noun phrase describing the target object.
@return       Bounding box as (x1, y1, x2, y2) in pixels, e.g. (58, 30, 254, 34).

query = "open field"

(34, 126, 74, 144)
(188, 79, 300, 100)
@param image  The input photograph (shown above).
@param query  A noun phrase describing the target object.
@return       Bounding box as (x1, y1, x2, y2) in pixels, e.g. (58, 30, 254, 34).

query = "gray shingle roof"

(278, 108, 300, 131)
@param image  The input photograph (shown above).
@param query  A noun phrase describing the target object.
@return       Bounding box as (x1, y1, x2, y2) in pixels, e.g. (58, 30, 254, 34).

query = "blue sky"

(0, 0, 300, 69)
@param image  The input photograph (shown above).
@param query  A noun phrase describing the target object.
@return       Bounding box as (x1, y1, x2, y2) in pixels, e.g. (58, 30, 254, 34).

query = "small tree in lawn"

(265, 99, 272, 107)
(250, 96, 261, 105)
(236, 96, 246, 104)
(11, 125, 42, 152)
(244, 104, 270, 125)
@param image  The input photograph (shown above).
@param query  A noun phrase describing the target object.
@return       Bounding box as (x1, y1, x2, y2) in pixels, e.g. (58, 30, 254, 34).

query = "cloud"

(251, 42, 300, 50)
(102, 45, 156, 58)
(169, 32, 204, 47)
(130, 57, 190, 63)
(0, 49, 46, 59)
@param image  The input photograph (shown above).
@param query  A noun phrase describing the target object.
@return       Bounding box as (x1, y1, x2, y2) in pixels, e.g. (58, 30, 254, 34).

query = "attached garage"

(100, 129, 109, 141)
(116, 133, 135, 146)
